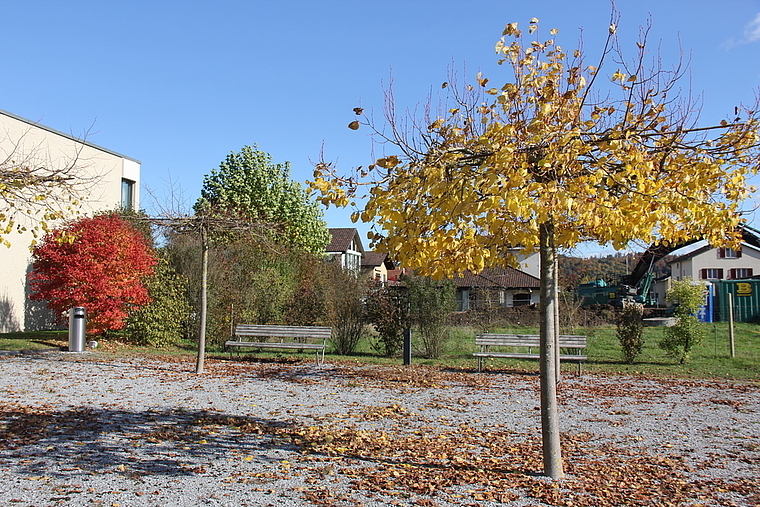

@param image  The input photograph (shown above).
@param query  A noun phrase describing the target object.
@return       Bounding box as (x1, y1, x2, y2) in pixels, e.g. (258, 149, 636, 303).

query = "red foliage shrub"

(28, 213, 157, 335)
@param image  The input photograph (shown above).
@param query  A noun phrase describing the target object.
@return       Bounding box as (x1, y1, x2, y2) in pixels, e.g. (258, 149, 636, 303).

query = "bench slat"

(225, 341, 325, 350)
(235, 325, 331, 339)
(476, 334, 586, 347)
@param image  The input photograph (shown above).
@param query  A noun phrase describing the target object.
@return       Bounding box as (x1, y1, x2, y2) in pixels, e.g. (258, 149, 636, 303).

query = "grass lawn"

(1, 322, 758, 381)
(0, 331, 68, 351)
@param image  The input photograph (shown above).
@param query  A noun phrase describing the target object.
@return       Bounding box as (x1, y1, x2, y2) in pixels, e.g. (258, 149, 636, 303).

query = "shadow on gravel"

(0, 405, 299, 479)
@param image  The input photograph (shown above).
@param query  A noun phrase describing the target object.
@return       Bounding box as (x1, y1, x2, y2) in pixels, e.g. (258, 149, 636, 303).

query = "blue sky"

(2, 0, 759, 256)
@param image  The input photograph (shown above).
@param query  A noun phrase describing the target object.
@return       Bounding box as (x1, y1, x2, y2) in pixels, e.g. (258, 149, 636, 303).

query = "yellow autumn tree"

(311, 14, 760, 478)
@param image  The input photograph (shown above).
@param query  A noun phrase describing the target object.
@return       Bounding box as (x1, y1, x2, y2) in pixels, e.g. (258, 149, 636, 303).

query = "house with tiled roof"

(327, 228, 398, 281)
(454, 267, 541, 311)
(361, 251, 396, 282)
(326, 228, 364, 272)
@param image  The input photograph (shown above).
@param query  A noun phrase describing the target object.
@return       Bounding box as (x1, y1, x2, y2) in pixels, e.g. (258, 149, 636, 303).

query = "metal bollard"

(68, 307, 86, 352)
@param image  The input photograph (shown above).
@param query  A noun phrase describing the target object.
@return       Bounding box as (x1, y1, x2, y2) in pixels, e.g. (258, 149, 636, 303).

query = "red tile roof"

(326, 228, 364, 253)
(453, 267, 540, 289)
(361, 251, 395, 269)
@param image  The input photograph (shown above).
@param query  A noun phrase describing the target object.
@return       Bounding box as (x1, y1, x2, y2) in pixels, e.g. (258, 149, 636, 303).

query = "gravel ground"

(0, 351, 758, 507)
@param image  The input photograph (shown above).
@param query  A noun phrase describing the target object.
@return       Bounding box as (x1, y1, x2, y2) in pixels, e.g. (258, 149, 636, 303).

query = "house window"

(730, 268, 753, 279)
(700, 268, 724, 280)
(513, 293, 532, 306)
(456, 289, 470, 312)
(121, 179, 135, 210)
(719, 248, 741, 259)
(344, 252, 361, 272)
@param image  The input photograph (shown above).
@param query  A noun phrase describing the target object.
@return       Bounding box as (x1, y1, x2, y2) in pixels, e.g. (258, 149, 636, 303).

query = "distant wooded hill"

(558, 252, 672, 291)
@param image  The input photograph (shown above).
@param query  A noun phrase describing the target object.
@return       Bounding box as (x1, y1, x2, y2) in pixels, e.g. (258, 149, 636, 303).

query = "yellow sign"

(736, 282, 753, 296)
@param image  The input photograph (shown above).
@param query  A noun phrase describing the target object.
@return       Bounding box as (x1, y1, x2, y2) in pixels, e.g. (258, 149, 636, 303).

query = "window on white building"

(719, 248, 741, 259)
(121, 178, 135, 210)
(700, 268, 724, 280)
(730, 268, 753, 279)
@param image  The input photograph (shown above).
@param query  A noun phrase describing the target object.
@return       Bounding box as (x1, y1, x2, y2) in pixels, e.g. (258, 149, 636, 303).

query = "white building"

(668, 230, 760, 283)
(0, 109, 141, 332)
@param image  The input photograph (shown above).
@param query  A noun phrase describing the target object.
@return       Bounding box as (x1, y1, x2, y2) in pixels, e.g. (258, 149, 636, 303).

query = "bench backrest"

(476, 334, 587, 348)
(235, 324, 332, 340)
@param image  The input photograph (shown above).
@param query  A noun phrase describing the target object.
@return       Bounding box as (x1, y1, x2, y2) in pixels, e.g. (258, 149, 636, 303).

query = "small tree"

(559, 290, 584, 331)
(283, 253, 327, 326)
(324, 262, 367, 355)
(246, 266, 295, 324)
(365, 282, 408, 357)
(659, 278, 706, 363)
(617, 300, 644, 364)
(124, 256, 192, 347)
(405, 274, 455, 358)
(28, 213, 157, 335)
(204, 238, 297, 344)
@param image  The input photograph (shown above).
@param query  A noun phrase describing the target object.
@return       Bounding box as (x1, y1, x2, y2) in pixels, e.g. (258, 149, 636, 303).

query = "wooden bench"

(474, 334, 587, 373)
(225, 324, 331, 364)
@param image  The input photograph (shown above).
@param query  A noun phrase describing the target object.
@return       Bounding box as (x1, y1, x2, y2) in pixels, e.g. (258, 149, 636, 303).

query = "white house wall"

(0, 111, 140, 332)
(456, 288, 539, 311)
(671, 257, 694, 281)
(517, 251, 540, 278)
(650, 278, 671, 306)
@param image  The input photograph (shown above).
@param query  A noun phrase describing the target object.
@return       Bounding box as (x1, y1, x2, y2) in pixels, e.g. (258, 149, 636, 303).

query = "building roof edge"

(0, 108, 141, 164)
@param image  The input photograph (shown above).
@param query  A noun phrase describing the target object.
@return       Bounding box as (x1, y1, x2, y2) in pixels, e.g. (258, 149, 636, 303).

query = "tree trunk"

(539, 220, 564, 479)
(195, 223, 209, 374)
(554, 254, 561, 384)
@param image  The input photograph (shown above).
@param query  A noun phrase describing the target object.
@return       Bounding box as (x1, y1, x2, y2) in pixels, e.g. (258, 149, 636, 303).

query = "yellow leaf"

(611, 70, 627, 83)
(502, 22, 520, 36)
(376, 156, 400, 169)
